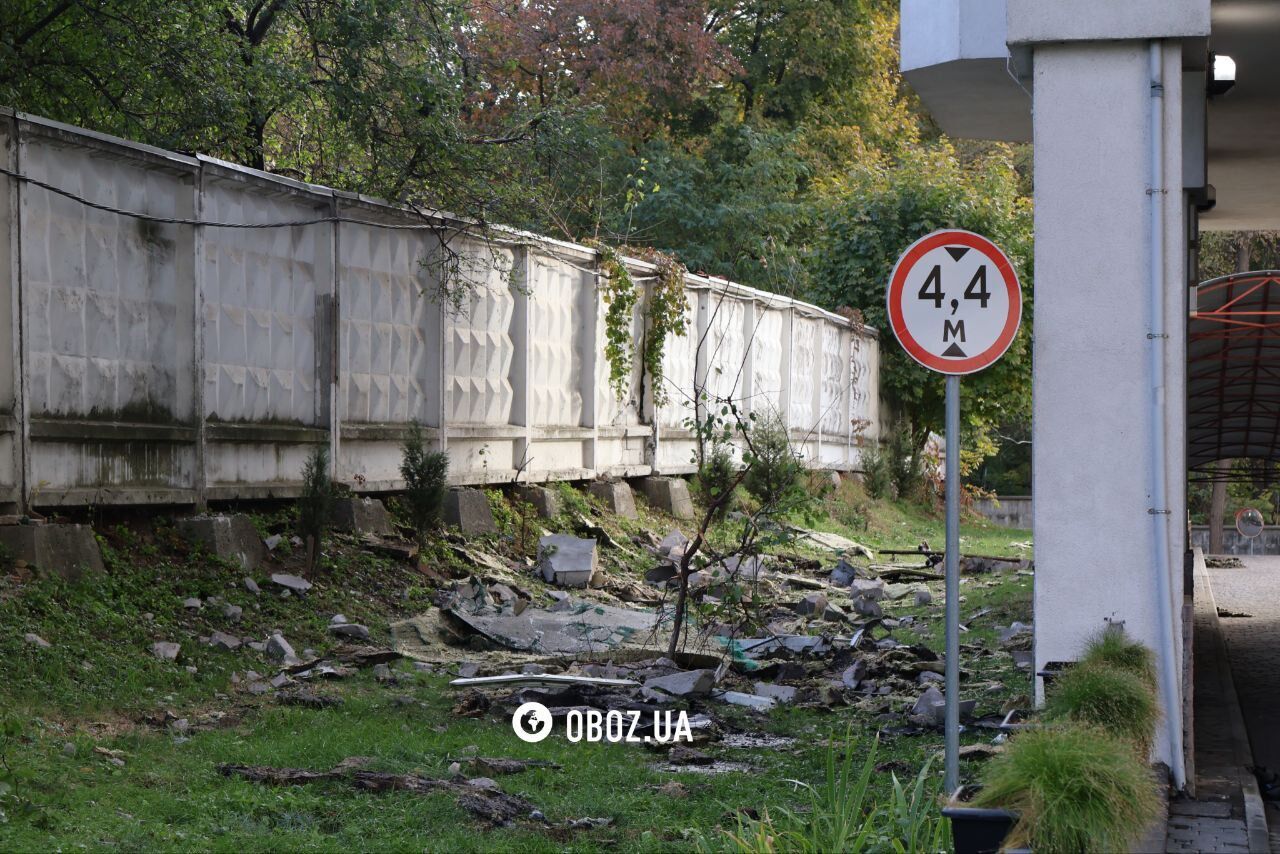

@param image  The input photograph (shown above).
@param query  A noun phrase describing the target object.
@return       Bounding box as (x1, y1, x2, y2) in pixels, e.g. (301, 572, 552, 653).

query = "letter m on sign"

(943, 319, 966, 343)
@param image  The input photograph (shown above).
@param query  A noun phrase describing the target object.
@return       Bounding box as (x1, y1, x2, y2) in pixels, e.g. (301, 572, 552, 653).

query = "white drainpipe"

(1148, 39, 1187, 790)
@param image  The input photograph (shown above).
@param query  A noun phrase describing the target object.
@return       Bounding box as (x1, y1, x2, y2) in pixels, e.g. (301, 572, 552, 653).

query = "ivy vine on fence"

(591, 242, 690, 409)
(640, 250, 690, 409)
(592, 241, 640, 402)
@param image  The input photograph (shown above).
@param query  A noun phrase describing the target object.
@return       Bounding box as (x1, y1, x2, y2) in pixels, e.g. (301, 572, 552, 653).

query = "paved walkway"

(1173, 554, 1280, 853)
(1207, 557, 1280, 778)
(1165, 576, 1251, 853)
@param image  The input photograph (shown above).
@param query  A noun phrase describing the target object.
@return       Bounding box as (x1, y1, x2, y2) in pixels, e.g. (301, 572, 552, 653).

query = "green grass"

(0, 485, 1034, 850)
(1078, 629, 1158, 690)
(708, 737, 951, 853)
(811, 478, 1032, 556)
(1043, 662, 1159, 756)
(974, 723, 1161, 854)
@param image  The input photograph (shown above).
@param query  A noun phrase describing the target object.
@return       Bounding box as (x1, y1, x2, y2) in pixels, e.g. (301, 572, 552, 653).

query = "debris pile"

(375, 522, 1037, 752)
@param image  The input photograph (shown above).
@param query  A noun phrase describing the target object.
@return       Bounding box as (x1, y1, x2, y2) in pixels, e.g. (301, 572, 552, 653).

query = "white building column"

(1029, 39, 1189, 778)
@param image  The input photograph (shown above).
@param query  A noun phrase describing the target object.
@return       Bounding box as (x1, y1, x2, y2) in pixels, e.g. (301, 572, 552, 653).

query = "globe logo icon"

(511, 701, 553, 743)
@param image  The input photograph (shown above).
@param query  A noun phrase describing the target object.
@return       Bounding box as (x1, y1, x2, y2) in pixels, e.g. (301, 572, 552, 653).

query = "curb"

(1195, 552, 1271, 853)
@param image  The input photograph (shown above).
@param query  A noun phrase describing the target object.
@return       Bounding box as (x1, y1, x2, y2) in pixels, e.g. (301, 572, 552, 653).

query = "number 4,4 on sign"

(886, 229, 1021, 376)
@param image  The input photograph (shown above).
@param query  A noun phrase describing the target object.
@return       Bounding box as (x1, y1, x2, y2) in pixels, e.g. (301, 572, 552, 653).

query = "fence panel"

(334, 204, 443, 489)
(19, 123, 197, 505)
(0, 119, 19, 506)
(0, 110, 880, 510)
(200, 166, 331, 498)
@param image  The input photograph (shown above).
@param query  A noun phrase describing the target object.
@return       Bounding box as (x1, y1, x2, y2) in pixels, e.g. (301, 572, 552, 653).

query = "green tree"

(298, 445, 335, 576)
(809, 142, 1033, 447)
(399, 423, 449, 549)
(1, 0, 593, 229)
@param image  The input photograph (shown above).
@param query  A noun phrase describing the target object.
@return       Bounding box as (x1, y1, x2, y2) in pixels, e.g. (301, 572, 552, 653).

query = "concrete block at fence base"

(0, 523, 104, 582)
(444, 489, 497, 535)
(177, 515, 266, 571)
(640, 477, 695, 519)
(589, 481, 637, 519)
(515, 486, 560, 519)
(331, 498, 394, 536)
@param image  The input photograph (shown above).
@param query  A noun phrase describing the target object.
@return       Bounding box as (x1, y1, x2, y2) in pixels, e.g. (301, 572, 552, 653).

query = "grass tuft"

(1043, 661, 1160, 756)
(1079, 628, 1158, 690)
(974, 723, 1160, 854)
(712, 736, 950, 853)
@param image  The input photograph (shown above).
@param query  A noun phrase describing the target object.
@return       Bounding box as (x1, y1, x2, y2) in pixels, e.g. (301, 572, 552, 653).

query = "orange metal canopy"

(1189, 271, 1280, 474)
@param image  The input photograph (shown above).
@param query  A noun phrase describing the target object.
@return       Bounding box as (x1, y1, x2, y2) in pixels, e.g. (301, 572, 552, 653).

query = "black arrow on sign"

(942, 343, 967, 357)
(945, 247, 970, 262)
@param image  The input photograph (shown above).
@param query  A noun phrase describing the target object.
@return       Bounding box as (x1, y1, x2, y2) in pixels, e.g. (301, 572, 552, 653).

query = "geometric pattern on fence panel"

(0, 109, 880, 510)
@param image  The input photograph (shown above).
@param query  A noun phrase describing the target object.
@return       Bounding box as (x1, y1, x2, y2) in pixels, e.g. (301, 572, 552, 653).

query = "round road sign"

(886, 229, 1022, 375)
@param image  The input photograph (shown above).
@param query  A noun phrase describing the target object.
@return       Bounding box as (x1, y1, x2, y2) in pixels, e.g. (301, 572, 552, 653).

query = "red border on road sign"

(886, 229, 1022, 375)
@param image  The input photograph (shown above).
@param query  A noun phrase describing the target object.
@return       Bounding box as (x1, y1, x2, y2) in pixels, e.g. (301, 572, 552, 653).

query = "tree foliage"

(3, 0, 1034, 465)
(2, 0, 592, 226)
(809, 142, 1033, 442)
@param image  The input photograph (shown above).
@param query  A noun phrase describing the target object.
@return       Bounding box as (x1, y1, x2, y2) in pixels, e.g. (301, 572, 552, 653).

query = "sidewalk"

(1164, 554, 1270, 853)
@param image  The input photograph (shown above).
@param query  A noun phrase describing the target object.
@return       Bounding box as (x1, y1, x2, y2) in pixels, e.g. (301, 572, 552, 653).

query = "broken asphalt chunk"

(644, 669, 716, 698)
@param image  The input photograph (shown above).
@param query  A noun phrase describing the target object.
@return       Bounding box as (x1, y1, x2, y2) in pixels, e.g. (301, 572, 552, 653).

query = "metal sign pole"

(944, 373, 961, 795)
(885, 228, 1021, 796)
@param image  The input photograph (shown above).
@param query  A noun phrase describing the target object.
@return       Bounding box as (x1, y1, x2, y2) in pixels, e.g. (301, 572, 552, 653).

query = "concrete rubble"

(209, 631, 242, 651)
(0, 522, 105, 581)
(329, 623, 372, 642)
(644, 669, 716, 698)
(793, 592, 829, 616)
(151, 641, 181, 661)
(365, 508, 1032, 757)
(270, 573, 313, 595)
(266, 632, 298, 663)
(536, 535, 599, 588)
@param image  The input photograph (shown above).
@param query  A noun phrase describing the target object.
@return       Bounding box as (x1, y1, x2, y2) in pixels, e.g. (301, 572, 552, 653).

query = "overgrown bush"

(1043, 662, 1160, 756)
(974, 723, 1160, 854)
(859, 440, 894, 500)
(697, 440, 738, 519)
(743, 414, 805, 511)
(400, 423, 449, 548)
(298, 445, 334, 575)
(1080, 628, 1158, 690)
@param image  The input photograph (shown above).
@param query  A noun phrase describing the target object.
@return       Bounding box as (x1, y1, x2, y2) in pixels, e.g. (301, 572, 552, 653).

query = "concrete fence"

(1189, 525, 1280, 556)
(972, 495, 1033, 529)
(0, 110, 881, 511)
